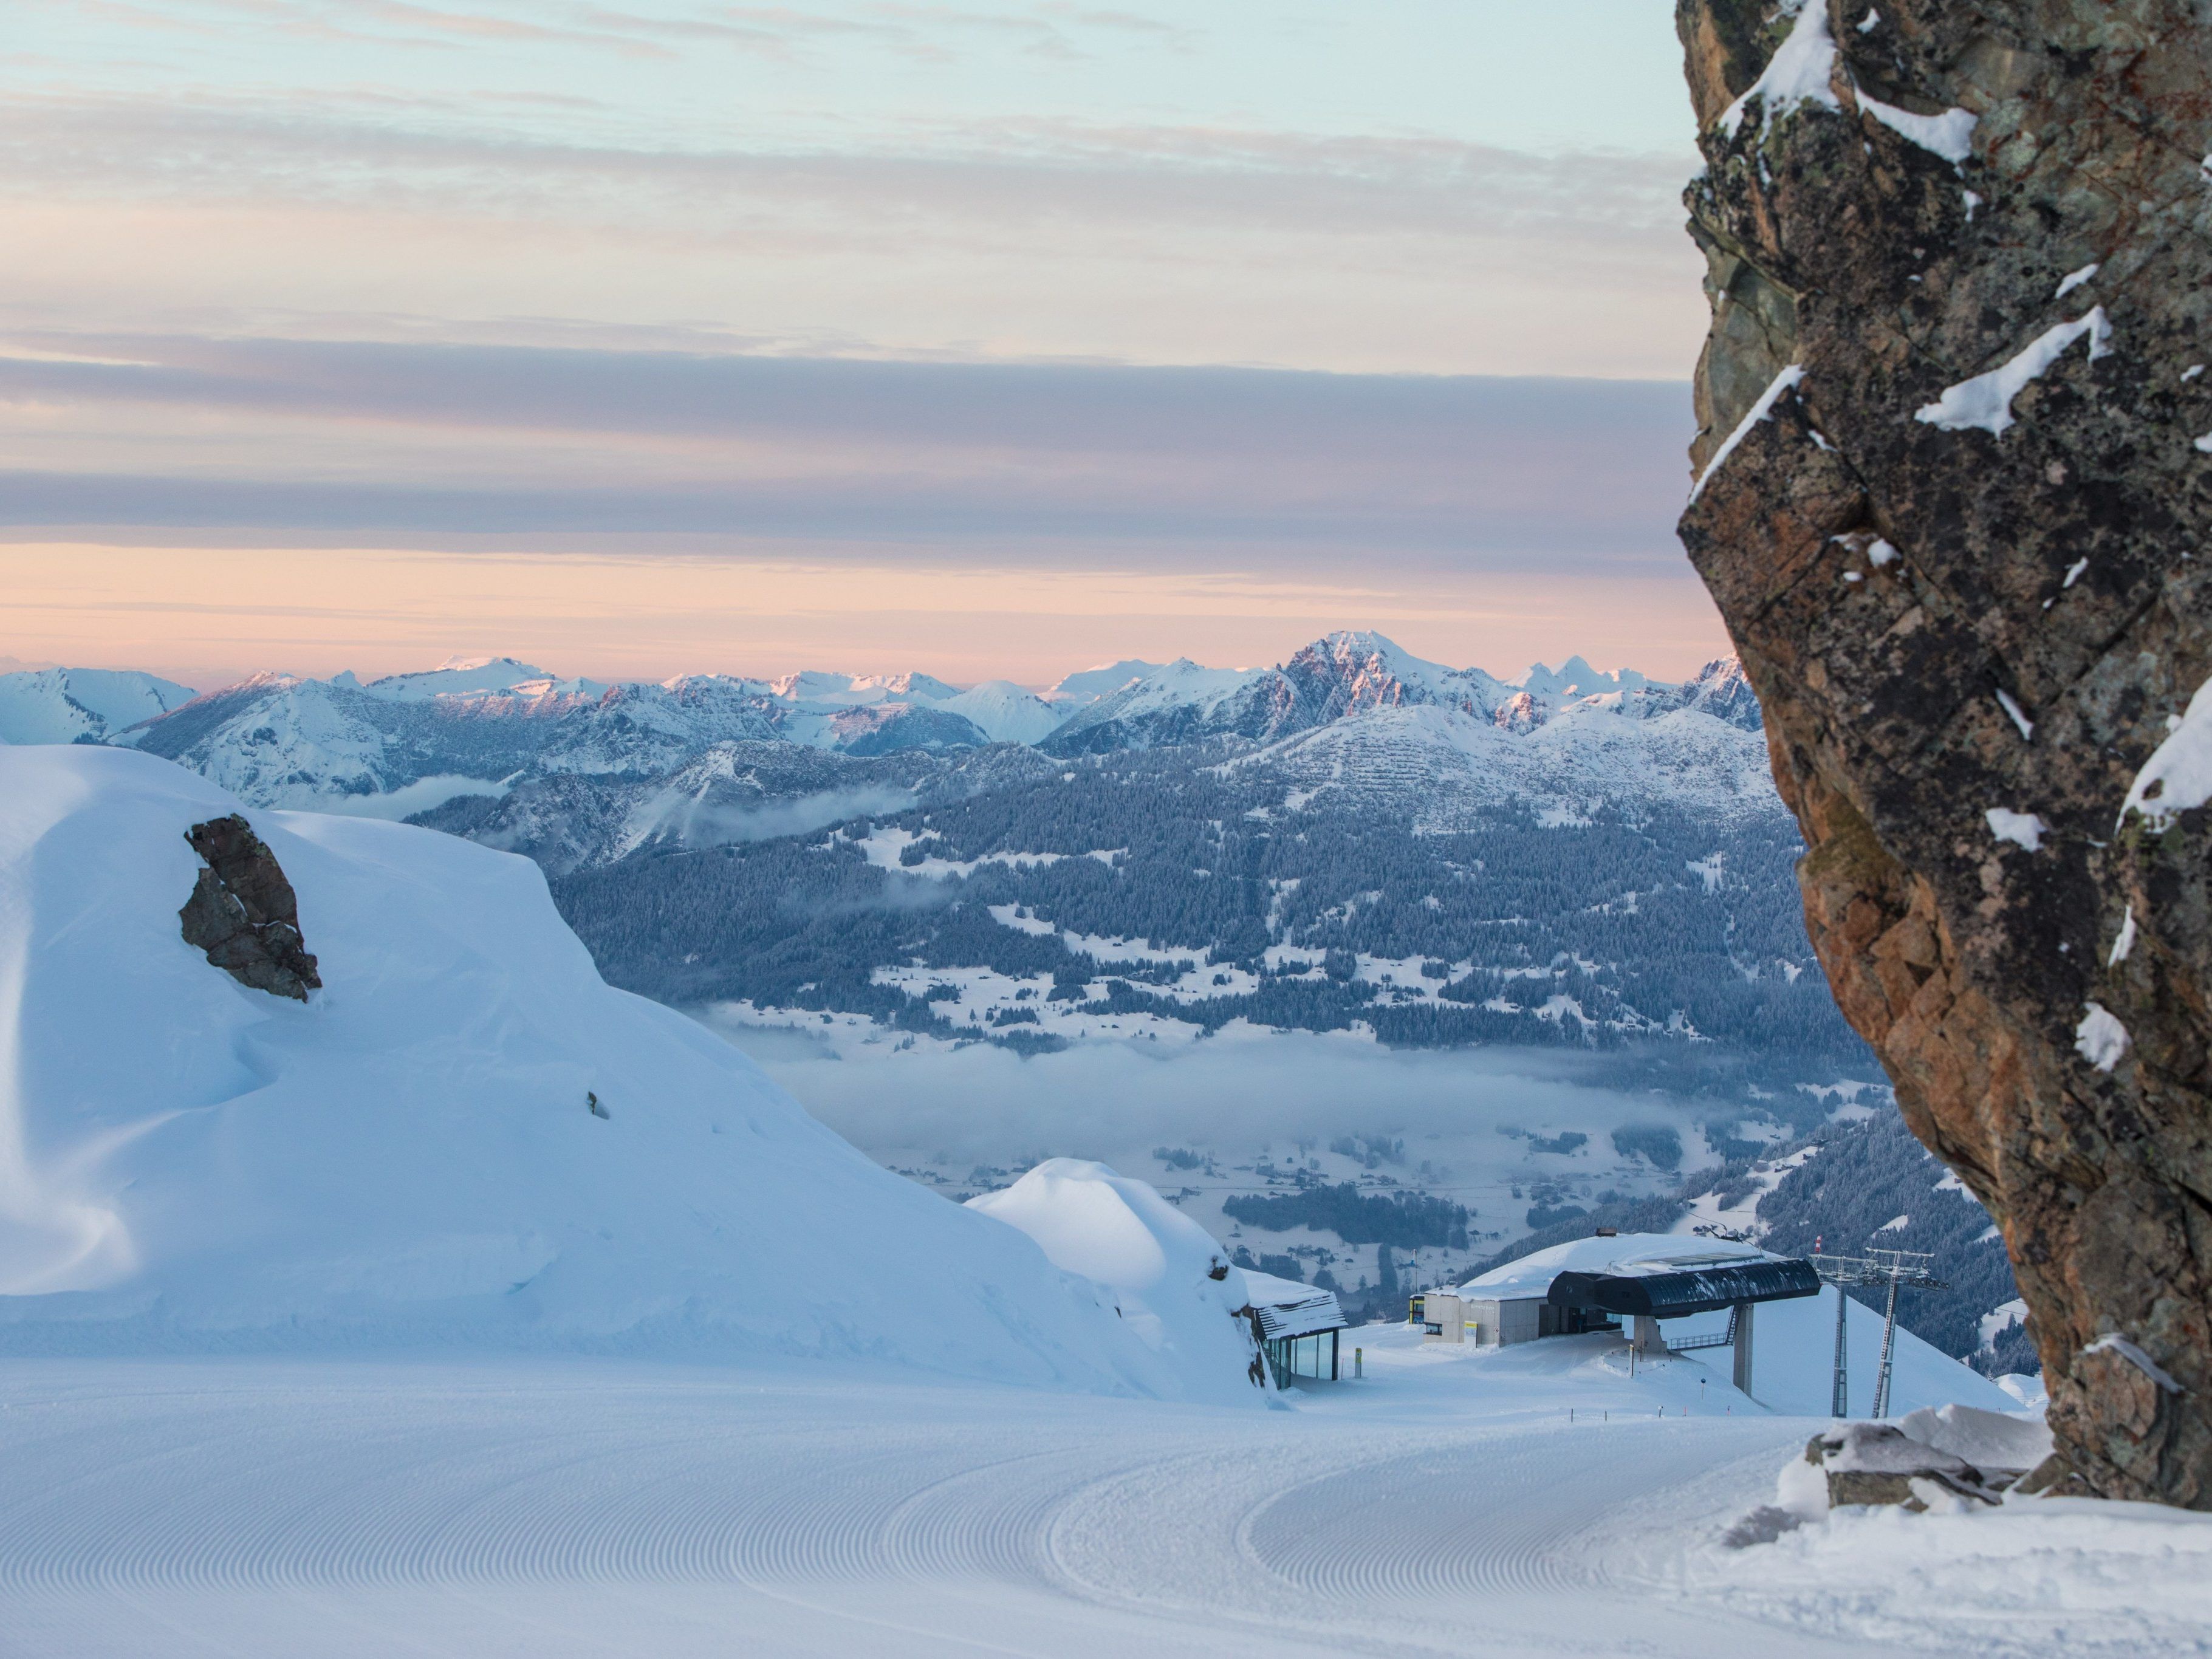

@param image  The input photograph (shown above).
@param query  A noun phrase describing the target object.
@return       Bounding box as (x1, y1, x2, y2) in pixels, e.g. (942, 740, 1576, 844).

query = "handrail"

(1664, 1305, 1738, 1352)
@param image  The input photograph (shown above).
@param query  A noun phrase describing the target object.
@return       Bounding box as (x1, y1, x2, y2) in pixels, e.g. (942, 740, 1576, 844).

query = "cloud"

(0, 338, 1694, 572)
(2, 92, 1691, 244)
(715, 1020, 1715, 1232)
(640, 784, 922, 849)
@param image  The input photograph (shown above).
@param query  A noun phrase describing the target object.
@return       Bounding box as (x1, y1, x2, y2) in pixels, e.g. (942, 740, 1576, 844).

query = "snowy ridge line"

(6, 634, 1765, 827)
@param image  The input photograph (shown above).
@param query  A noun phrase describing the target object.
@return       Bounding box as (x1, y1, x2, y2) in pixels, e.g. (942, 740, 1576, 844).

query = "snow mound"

(967, 1159, 1265, 1403)
(0, 746, 1186, 1394)
(1686, 1467, 2212, 1654)
(1895, 1403, 2052, 1472)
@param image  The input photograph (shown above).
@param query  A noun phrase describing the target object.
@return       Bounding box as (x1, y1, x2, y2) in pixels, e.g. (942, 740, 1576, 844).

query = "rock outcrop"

(1803, 1423, 2005, 1511)
(1674, 0, 2212, 1505)
(179, 814, 321, 1001)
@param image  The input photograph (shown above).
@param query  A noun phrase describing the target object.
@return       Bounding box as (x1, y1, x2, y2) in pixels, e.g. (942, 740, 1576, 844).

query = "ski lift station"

(1241, 1271, 1349, 1384)
(1422, 1233, 1820, 1399)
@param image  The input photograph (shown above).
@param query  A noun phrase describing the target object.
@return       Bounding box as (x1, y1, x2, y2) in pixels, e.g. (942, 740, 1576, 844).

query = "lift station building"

(1423, 1233, 1819, 1399)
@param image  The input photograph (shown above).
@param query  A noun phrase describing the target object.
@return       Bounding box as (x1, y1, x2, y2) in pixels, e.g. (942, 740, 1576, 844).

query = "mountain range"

(0, 632, 1761, 818)
(0, 632, 1866, 1106)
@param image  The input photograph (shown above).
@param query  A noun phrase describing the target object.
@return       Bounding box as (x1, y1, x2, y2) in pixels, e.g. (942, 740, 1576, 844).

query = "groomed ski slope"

(7, 1330, 2206, 1659)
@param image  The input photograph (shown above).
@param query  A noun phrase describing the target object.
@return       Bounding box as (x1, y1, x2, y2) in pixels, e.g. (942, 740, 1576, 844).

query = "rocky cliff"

(1676, 0, 2212, 1506)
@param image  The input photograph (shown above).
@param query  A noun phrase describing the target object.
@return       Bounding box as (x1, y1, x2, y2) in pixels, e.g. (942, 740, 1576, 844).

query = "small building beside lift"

(1423, 1232, 1820, 1399)
(1241, 1271, 1348, 1384)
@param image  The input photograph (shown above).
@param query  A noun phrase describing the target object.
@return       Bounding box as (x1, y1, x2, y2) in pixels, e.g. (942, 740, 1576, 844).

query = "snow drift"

(0, 745, 1207, 1395)
(967, 1158, 1267, 1403)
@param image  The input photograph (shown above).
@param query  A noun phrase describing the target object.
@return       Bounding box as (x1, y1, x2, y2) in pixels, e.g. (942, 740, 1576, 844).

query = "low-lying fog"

(691, 1010, 1826, 1285)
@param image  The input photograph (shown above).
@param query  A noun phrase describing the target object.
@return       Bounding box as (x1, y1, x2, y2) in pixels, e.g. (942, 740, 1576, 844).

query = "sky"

(1, 1, 1716, 690)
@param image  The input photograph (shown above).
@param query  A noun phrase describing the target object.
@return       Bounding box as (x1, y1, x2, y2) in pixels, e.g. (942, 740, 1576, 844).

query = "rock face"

(179, 815, 321, 1001)
(1674, 0, 2212, 1506)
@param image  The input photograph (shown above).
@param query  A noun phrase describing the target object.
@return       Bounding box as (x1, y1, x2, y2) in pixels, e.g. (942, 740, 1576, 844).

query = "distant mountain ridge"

(0, 667, 195, 746)
(0, 635, 1866, 1084)
(0, 635, 1761, 821)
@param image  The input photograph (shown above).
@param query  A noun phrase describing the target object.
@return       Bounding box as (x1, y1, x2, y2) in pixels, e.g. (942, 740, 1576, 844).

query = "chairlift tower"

(1810, 1248, 1945, 1418)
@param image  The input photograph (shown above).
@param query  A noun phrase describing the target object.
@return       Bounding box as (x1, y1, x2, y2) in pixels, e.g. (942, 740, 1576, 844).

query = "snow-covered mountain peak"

(939, 680, 1066, 745)
(1510, 655, 1655, 702)
(867, 671, 960, 703)
(366, 657, 579, 702)
(1045, 659, 1165, 708)
(1286, 629, 1502, 716)
(0, 666, 197, 746)
(769, 669, 960, 707)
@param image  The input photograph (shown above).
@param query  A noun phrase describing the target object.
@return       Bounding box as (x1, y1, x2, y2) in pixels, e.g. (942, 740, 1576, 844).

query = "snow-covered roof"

(1459, 1233, 1771, 1302)
(1250, 1291, 1346, 1342)
(1238, 1270, 1315, 1308)
(1234, 1271, 1345, 1339)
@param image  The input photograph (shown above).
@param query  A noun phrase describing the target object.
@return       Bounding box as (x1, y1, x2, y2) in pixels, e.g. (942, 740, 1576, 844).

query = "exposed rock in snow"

(178, 813, 322, 1001)
(1801, 1421, 1999, 1510)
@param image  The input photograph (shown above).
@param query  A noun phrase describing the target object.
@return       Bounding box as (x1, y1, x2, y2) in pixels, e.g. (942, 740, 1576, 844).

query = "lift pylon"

(1809, 1248, 1946, 1418)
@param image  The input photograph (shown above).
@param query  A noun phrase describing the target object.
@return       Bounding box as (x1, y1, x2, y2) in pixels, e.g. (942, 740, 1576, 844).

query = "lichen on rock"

(1675, 0, 2212, 1507)
(179, 814, 321, 1001)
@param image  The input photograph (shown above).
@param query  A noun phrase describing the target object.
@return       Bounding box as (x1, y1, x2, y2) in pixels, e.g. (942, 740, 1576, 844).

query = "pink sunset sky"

(2, 1, 1720, 691)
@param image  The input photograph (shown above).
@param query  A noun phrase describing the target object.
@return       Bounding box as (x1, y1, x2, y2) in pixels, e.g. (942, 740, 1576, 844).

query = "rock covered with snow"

(1676, 0, 2212, 1508)
(0, 745, 1210, 1397)
(1895, 1401, 2053, 1476)
(1801, 1422, 2001, 1511)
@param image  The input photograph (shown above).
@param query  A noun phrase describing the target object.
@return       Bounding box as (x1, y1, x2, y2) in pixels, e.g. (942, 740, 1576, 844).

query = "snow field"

(0, 1324, 2124, 1659)
(1662, 1488, 2212, 1655)
(0, 1353, 1851, 1659)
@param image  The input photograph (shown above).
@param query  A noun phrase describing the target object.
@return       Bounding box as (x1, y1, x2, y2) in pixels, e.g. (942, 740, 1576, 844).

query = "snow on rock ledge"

(0, 745, 1184, 1395)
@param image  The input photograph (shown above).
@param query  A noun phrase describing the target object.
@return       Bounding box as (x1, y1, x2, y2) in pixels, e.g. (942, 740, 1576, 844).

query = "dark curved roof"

(1546, 1257, 1820, 1318)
